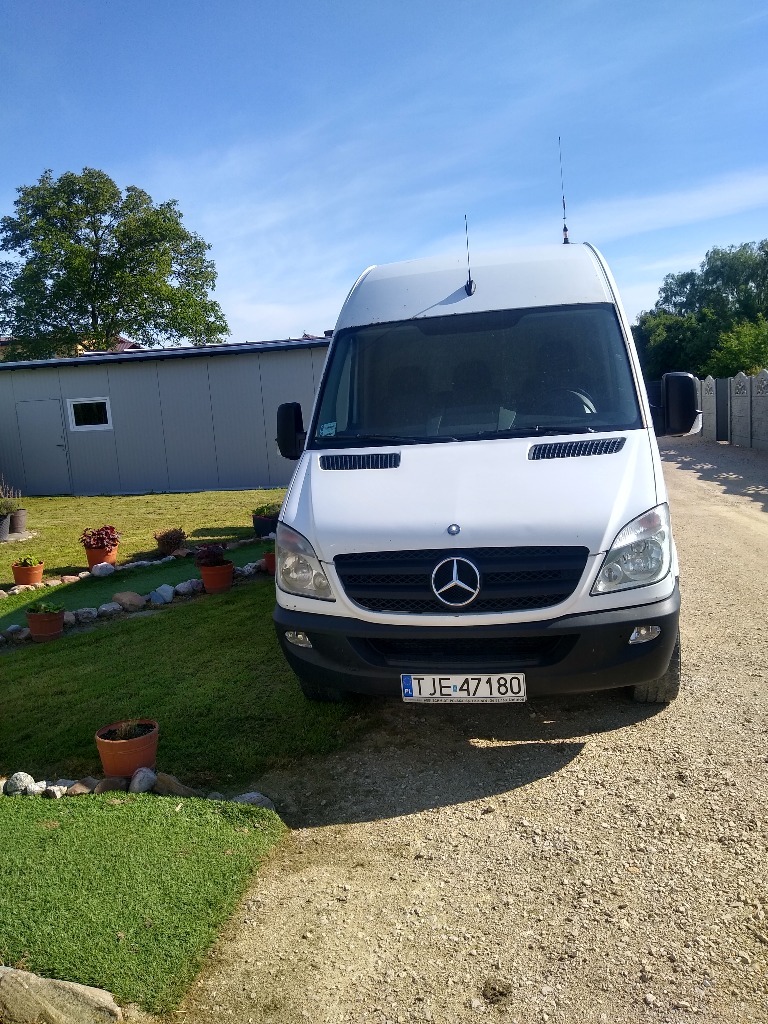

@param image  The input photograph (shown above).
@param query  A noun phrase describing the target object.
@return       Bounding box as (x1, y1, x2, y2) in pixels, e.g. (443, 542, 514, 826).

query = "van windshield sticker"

(318, 421, 337, 437)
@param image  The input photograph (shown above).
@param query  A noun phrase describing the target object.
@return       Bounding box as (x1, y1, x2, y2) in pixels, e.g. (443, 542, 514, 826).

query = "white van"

(273, 244, 700, 706)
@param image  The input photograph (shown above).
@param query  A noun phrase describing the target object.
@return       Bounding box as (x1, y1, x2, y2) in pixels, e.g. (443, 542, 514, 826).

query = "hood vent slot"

(320, 452, 401, 471)
(529, 437, 626, 460)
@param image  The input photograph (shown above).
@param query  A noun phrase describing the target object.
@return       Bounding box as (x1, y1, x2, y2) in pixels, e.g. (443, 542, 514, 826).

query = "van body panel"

(335, 246, 614, 330)
(285, 430, 656, 563)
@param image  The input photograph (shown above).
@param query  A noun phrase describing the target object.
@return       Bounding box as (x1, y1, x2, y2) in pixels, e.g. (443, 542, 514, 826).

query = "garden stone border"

(0, 537, 275, 649)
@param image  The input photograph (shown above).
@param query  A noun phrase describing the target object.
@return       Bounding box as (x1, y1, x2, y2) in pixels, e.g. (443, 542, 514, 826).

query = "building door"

(16, 399, 72, 495)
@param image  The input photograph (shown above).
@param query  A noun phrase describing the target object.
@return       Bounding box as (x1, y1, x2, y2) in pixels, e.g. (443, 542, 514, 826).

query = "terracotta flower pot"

(95, 719, 159, 777)
(12, 562, 44, 585)
(85, 545, 118, 568)
(26, 609, 65, 643)
(264, 550, 276, 575)
(199, 560, 234, 594)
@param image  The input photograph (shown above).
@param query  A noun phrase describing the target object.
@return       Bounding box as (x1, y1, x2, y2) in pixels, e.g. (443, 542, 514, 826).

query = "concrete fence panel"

(751, 369, 768, 451)
(702, 377, 717, 441)
(730, 372, 752, 448)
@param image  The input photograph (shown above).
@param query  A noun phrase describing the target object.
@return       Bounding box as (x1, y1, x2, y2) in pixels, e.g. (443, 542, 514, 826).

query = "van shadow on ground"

(659, 436, 768, 513)
(258, 689, 661, 828)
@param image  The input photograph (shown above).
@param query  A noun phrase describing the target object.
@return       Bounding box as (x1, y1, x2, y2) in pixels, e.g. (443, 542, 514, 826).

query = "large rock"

(90, 562, 116, 577)
(76, 607, 98, 623)
(4, 772, 36, 796)
(63, 611, 76, 628)
(173, 580, 197, 596)
(0, 965, 123, 1022)
(112, 591, 147, 612)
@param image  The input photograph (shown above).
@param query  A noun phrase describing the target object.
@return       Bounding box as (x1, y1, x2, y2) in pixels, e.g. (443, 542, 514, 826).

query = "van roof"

(335, 243, 617, 331)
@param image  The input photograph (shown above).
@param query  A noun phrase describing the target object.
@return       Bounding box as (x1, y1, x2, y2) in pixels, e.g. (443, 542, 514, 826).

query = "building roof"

(0, 336, 330, 373)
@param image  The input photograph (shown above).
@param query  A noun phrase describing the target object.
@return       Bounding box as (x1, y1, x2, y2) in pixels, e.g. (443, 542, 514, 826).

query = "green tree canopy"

(0, 168, 229, 359)
(632, 240, 768, 378)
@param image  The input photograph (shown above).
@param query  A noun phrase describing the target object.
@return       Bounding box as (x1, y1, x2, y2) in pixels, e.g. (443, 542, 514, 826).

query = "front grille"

(529, 437, 626, 460)
(334, 546, 589, 615)
(360, 634, 576, 668)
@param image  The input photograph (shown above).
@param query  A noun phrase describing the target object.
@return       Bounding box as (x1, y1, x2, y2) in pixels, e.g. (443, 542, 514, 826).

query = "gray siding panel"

(157, 359, 219, 490)
(107, 362, 169, 493)
(58, 366, 120, 494)
(0, 374, 27, 493)
(260, 349, 320, 486)
(208, 354, 269, 488)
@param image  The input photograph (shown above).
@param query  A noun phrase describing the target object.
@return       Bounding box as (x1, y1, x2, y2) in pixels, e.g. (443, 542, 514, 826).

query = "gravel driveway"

(177, 436, 768, 1024)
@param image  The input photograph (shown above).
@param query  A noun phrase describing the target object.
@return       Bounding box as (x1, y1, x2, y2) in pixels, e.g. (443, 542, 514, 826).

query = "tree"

(633, 240, 768, 378)
(704, 316, 768, 378)
(0, 168, 229, 358)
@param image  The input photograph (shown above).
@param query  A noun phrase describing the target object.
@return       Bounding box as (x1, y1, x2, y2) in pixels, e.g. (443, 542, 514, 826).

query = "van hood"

(284, 432, 659, 562)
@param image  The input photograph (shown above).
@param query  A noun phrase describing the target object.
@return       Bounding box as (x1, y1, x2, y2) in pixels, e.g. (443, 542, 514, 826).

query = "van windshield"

(309, 303, 642, 447)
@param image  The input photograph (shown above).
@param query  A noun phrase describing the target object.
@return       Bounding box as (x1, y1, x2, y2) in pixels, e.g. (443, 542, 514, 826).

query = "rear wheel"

(632, 633, 681, 704)
(297, 675, 346, 702)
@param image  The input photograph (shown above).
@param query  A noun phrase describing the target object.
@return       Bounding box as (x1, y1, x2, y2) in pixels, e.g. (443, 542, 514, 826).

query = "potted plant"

(80, 524, 121, 567)
(263, 548, 276, 575)
(195, 543, 234, 593)
(252, 499, 282, 537)
(95, 718, 159, 777)
(0, 498, 18, 542)
(26, 600, 66, 643)
(12, 555, 44, 585)
(153, 526, 187, 556)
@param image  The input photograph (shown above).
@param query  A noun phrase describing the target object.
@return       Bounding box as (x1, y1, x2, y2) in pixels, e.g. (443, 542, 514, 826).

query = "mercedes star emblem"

(431, 557, 481, 607)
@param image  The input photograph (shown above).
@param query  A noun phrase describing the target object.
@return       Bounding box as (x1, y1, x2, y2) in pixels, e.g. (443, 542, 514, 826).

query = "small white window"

(67, 397, 113, 431)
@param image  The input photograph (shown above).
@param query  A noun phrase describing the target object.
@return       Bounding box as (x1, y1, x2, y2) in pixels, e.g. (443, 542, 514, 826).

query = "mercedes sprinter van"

(273, 244, 700, 706)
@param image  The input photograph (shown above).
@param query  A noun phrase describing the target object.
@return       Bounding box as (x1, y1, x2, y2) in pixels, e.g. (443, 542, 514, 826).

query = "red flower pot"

(199, 560, 234, 594)
(26, 609, 65, 643)
(12, 562, 44, 585)
(85, 545, 118, 568)
(95, 719, 159, 777)
(264, 551, 276, 575)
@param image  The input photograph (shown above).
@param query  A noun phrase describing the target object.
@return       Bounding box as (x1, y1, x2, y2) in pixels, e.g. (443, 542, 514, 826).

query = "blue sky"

(1, 0, 767, 342)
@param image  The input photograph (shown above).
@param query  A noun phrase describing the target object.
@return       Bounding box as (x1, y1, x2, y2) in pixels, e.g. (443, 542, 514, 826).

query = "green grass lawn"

(0, 490, 375, 1013)
(0, 796, 286, 1013)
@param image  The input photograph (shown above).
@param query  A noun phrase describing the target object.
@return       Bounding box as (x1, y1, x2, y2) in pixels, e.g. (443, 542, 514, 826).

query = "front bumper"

(273, 584, 680, 697)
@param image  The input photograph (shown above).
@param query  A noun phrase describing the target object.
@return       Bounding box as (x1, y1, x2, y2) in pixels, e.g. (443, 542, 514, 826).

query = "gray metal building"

(0, 339, 329, 496)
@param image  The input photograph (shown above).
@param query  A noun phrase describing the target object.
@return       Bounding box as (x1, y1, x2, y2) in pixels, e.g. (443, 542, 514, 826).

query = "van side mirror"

(655, 372, 701, 436)
(276, 402, 306, 460)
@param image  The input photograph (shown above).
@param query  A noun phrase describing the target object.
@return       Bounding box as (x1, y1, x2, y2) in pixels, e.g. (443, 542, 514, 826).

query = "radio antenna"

(559, 136, 570, 244)
(464, 214, 476, 294)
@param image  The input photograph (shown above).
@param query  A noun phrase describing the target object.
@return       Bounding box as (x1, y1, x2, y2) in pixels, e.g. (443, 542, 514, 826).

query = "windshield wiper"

(326, 433, 456, 445)
(459, 425, 597, 440)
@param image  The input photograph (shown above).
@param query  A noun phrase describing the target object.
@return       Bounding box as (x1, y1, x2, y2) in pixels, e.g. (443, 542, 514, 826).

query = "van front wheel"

(632, 633, 681, 704)
(297, 675, 346, 702)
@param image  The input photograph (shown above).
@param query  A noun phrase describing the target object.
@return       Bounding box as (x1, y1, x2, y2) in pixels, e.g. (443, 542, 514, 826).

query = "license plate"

(400, 673, 527, 703)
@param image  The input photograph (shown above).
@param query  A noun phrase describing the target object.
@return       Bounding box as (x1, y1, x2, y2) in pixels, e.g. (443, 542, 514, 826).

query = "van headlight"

(276, 524, 335, 601)
(591, 504, 672, 595)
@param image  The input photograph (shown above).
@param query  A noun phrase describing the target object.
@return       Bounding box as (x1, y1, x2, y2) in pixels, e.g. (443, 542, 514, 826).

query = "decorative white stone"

(76, 607, 98, 623)
(174, 580, 196, 596)
(0, 590, 7, 599)
(77, 571, 91, 579)
(63, 611, 76, 627)
(91, 562, 116, 577)
(4, 772, 36, 796)
(156, 583, 175, 602)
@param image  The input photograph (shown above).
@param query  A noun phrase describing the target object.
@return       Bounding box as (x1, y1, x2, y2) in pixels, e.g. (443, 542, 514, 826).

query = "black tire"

(632, 633, 681, 704)
(297, 675, 346, 702)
